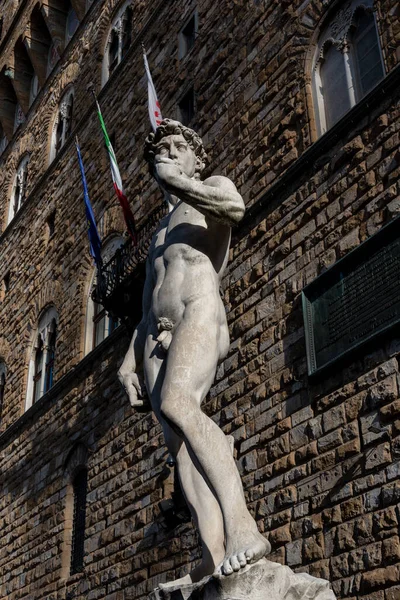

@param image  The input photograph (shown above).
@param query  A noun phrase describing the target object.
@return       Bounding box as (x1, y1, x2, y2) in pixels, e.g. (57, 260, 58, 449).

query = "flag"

(75, 138, 102, 267)
(143, 45, 162, 132)
(94, 99, 137, 243)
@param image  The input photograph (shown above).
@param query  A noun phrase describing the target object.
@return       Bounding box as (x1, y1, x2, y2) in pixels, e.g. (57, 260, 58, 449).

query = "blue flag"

(75, 138, 102, 267)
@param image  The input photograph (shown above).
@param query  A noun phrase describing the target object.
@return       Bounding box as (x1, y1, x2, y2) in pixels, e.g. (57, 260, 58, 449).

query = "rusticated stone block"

(383, 537, 400, 563)
(385, 585, 400, 600)
(361, 566, 400, 592)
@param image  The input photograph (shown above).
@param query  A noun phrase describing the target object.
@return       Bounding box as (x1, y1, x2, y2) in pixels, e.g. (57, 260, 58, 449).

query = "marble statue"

(118, 119, 271, 584)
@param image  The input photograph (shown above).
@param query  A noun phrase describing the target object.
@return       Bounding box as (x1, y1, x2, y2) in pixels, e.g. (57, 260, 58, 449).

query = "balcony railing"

(92, 202, 168, 324)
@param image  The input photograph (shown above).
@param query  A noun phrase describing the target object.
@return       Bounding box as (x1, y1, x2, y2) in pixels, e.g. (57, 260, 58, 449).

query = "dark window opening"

(13, 182, 21, 215)
(121, 7, 132, 59)
(3, 272, 10, 294)
(352, 10, 384, 98)
(0, 371, 5, 421)
(179, 14, 196, 58)
(44, 323, 56, 394)
(178, 88, 195, 125)
(55, 117, 64, 155)
(65, 95, 73, 140)
(108, 30, 119, 76)
(71, 469, 88, 574)
(47, 211, 56, 239)
(33, 336, 44, 404)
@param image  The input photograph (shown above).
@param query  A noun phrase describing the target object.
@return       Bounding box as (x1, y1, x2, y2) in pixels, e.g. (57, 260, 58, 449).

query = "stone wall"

(0, 0, 400, 599)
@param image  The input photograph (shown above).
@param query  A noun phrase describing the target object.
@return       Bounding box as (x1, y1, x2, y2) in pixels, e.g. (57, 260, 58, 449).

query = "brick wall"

(0, 0, 400, 598)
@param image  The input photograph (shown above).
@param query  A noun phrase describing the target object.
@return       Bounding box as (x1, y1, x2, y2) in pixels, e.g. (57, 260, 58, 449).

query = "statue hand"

(154, 158, 185, 187)
(118, 369, 150, 410)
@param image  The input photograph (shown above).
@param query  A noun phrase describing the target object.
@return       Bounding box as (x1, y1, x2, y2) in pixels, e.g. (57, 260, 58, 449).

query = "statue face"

(154, 134, 198, 178)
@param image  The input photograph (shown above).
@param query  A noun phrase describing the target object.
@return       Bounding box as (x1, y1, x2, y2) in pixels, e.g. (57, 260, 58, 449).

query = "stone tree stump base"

(149, 558, 336, 600)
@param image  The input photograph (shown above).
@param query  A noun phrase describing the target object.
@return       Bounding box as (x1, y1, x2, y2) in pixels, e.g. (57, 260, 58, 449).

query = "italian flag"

(143, 45, 162, 132)
(95, 100, 137, 244)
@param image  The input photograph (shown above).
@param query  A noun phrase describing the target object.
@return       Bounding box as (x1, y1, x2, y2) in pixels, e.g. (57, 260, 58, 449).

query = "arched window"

(50, 88, 74, 162)
(0, 66, 19, 140)
(26, 306, 58, 410)
(12, 37, 40, 112)
(312, 0, 385, 136)
(0, 362, 6, 423)
(8, 155, 29, 224)
(65, 4, 80, 45)
(25, 5, 54, 86)
(101, 2, 133, 86)
(84, 236, 124, 355)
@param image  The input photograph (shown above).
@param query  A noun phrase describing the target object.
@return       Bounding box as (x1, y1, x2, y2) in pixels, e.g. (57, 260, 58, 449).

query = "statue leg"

(158, 304, 270, 576)
(144, 336, 225, 584)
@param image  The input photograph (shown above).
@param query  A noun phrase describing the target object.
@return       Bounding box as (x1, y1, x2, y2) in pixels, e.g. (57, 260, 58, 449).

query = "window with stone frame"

(70, 468, 88, 574)
(13, 36, 40, 112)
(8, 155, 29, 224)
(25, 306, 58, 411)
(178, 11, 198, 59)
(0, 66, 20, 141)
(65, 3, 80, 45)
(0, 362, 6, 423)
(62, 444, 88, 578)
(101, 2, 133, 86)
(50, 88, 74, 162)
(178, 87, 195, 125)
(312, 0, 385, 136)
(27, 4, 55, 85)
(84, 236, 124, 355)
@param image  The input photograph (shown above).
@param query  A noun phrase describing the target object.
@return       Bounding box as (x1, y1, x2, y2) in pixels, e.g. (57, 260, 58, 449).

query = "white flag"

(143, 47, 162, 132)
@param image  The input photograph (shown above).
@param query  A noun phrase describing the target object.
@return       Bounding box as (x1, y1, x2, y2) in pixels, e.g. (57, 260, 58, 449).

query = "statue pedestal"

(149, 558, 336, 600)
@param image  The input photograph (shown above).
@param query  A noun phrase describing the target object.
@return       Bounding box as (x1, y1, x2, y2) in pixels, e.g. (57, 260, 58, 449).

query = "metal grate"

(70, 469, 88, 575)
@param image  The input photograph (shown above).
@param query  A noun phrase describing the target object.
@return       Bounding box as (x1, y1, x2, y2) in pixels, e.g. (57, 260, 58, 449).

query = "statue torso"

(148, 199, 231, 325)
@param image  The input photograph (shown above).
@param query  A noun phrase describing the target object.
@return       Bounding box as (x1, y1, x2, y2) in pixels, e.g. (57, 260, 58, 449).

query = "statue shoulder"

(202, 175, 238, 192)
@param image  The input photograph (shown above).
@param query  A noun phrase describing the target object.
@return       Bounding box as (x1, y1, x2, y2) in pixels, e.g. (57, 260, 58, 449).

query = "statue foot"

(215, 530, 271, 577)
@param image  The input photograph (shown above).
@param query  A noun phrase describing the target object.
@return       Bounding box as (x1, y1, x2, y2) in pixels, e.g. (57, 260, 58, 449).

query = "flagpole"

(88, 84, 138, 244)
(142, 45, 163, 132)
(75, 134, 103, 268)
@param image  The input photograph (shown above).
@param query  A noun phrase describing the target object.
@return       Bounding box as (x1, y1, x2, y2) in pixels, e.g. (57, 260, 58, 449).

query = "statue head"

(144, 119, 207, 178)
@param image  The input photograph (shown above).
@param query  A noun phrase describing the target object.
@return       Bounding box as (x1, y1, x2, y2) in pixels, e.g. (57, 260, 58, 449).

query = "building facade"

(0, 0, 399, 598)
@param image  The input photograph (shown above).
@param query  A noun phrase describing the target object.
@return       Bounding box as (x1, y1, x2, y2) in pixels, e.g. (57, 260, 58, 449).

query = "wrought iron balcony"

(92, 202, 167, 329)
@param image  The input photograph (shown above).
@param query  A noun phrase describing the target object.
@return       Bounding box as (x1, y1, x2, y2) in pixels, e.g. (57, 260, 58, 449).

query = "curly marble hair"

(144, 118, 208, 174)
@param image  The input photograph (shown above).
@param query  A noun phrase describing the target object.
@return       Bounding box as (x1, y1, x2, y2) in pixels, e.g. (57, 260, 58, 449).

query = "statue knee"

(160, 398, 182, 430)
(160, 396, 195, 434)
